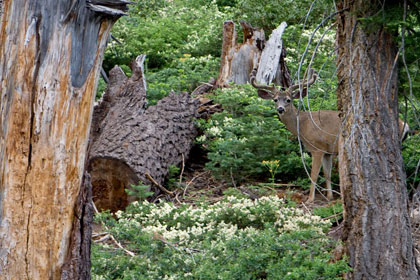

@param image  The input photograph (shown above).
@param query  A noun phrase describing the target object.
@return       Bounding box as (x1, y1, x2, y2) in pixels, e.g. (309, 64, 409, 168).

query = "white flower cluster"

(118, 196, 330, 248)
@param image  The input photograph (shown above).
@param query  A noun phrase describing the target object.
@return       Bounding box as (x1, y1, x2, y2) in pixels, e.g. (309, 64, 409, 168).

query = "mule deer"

(250, 69, 409, 202)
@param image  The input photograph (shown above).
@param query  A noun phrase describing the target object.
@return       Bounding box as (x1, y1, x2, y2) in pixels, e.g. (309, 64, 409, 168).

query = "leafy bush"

(126, 182, 154, 200)
(92, 196, 349, 279)
(147, 55, 220, 105)
(312, 201, 343, 222)
(104, 1, 229, 71)
(232, 0, 333, 34)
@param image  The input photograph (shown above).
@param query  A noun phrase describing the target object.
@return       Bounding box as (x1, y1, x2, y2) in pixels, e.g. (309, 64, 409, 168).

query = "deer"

(250, 68, 410, 203)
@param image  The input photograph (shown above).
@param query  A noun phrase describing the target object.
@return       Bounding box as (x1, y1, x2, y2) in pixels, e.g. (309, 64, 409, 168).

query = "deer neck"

(279, 104, 300, 137)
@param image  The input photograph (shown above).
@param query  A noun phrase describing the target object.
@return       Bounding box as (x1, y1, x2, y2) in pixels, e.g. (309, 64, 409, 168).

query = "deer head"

(250, 69, 318, 115)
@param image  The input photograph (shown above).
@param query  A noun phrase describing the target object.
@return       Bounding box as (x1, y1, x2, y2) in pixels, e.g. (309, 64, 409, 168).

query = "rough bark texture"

(336, 1, 419, 279)
(215, 20, 265, 87)
(88, 57, 199, 211)
(0, 1, 127, 279)
(61, 173, 93, 280)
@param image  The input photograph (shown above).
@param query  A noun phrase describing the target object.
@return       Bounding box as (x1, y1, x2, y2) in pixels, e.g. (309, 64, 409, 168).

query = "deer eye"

(286, 99, 291, 103)
(273, 98, 278, 102)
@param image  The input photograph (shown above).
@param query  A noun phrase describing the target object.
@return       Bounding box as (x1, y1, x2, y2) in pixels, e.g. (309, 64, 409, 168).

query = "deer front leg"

(322, 154, 333, 200)
(307, 152, 323, 203)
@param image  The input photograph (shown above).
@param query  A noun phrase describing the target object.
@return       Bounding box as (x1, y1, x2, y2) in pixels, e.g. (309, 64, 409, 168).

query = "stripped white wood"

(256, 22, 288, 85)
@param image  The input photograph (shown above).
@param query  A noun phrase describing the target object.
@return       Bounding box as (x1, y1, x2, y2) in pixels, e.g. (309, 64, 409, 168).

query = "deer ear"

(257, 89, 274, 100)
(291, 88, 308, 99)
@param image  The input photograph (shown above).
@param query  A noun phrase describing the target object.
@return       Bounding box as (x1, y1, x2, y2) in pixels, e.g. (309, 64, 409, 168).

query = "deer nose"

(277, 107, 285, 114)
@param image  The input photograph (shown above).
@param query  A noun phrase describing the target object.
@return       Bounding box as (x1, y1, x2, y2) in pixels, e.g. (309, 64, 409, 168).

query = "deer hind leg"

(322, 153, 333, 200)
(307, 152, 323, 203)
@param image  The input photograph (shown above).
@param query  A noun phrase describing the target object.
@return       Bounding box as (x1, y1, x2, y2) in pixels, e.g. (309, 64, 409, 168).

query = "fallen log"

(88, 55, 199, 211)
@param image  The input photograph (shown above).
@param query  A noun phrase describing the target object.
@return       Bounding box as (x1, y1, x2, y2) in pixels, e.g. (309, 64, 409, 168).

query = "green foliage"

(125, 182, 154, 200)
(197, 85, 307, 184)
(147, 55, 220, 105)
(104, 1, 229, 71)
(313, 202, 343, 222)
(92, 196, 349, 279)
(165, 165, 181, 190)
(96, 77, 107, 101)
(232, 0, 334, 34)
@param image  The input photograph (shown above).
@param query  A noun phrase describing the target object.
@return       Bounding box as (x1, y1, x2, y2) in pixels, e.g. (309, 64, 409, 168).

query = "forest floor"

(92, 147, 420, 267)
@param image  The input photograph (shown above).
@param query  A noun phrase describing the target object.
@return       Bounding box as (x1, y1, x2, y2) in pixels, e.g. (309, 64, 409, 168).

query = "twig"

(94, 234, 111, 243)
(92, 232, 108, 238)
(322, 212, 343, 221)
(146, 173, 174, 195)
(301, 202, 311, 213)
(183, 171, 209, 199)
(175, 191, 182, 204)
(258, 182, 298, 188)
(257, 184, 277, 192)
(92, 201, 136, 257)
(179, 153, 185, 183)
(230, 168, 237, 188)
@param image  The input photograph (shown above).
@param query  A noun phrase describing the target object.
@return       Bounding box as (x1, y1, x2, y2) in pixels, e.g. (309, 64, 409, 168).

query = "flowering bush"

(92, 196, 349, 279)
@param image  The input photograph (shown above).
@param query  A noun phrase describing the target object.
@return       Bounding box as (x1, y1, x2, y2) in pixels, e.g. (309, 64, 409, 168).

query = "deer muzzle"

(277, 107, 285, 114)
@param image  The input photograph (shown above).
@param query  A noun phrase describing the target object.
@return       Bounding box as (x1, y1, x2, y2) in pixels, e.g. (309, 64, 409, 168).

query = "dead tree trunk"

(88, 56, 199, 212)
(215, 21, 292, 89)
(256, 22, 289, 86)
(336, 1, 419, 279)
(215, 20, 265, 87)
(0, 1, 128, 279)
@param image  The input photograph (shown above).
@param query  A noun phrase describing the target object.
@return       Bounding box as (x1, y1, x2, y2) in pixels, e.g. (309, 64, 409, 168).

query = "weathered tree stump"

(88, 56, 199, 211)
(215, 20, 265, 87)
(215, 21, 292, 88)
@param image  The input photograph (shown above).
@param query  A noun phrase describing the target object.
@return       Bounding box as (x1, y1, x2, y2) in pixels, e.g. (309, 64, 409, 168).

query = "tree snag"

(336, 1, 419, 279)
(256, 22, 290, 86)
(215, 20, 265, 87)
(88, 55, 199, 212)
(0, 1, 128, 279)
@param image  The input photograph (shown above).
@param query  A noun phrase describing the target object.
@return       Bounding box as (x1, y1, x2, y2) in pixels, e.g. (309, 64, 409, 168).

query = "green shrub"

(197, 85, 316, 184)
(92, 196, 349, 279)
(125, 182, 154, 200)
(312, 201, 343, 222)
(103, 1, 229, 71)
(147, 55, 220, 105)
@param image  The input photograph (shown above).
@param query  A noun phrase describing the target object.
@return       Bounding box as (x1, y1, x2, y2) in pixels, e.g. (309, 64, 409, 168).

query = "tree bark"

(215, 20, 265, 87)
(0, 1, 127, 279)
(336, 1, 419, 279)
(88, 56, 199, 212)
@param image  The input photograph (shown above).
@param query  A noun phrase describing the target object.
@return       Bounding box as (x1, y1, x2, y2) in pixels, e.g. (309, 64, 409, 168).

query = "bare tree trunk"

(256, 22, 289, 86)
(0, 1, 128, 279)
(88, 56, 199, 212)
(215, 20, 265, 87)
(336, 1, 419, 279)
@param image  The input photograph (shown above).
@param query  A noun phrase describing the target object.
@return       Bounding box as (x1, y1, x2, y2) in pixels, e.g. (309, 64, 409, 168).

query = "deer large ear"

(257, 89, 274, 100)
(291, 87, 308, 99)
